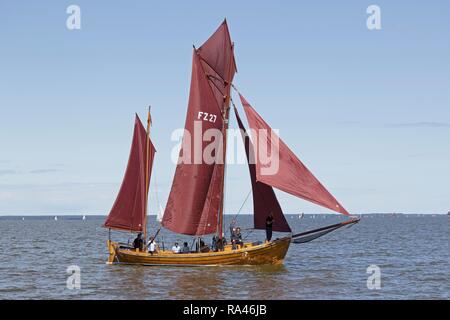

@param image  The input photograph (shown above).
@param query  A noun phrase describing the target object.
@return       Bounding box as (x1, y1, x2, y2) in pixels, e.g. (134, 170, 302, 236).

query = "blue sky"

(0, 1, 449, 215)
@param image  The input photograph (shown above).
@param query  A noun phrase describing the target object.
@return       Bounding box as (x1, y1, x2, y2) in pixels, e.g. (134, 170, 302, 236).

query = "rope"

(230, 189, 252, 225)
(230, 83, 240, 95)
(230, 95, 238, 111)
(227, 94, 251, 236)
(225, 188, 252, 238)
(242, 229, 254, 241)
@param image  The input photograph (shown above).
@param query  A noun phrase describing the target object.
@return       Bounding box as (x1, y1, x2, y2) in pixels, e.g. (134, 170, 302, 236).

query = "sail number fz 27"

(198, 111, 218, 123)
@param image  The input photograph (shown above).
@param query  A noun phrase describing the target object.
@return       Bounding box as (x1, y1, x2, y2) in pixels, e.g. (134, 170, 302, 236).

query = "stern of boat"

(106, 240, 118, 264)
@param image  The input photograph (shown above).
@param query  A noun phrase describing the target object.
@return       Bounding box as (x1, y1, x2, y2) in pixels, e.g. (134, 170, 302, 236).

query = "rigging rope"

(242, 229, 254, 241)
(230, 83, 242, 97)
(225, 188, 252, 239)
(227, 94, 252, 237)
(230, 95, 238, 111)
(230, 188, 252, 226)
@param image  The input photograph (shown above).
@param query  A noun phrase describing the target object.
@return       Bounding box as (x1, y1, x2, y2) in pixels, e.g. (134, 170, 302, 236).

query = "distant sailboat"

(22, 217, 25, 221)
(54, 216, 58, 221)
(82, 215, 86, 221)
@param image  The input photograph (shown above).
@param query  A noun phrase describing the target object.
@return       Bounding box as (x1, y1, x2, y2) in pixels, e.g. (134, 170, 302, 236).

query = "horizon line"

(0, 212, 447, 217)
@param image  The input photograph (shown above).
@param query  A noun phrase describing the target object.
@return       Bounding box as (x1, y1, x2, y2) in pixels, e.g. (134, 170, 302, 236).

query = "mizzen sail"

(103, 115, 156, 232)
(234, 107, 291, 232)
(162, 21, 236, 235)
(239, 94, 350, 215)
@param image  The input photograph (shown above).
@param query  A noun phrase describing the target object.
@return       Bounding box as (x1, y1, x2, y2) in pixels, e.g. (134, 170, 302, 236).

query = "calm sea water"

(0, 214, 448, 299)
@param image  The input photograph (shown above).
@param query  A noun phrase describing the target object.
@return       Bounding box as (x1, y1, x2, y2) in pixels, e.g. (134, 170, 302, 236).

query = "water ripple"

(0, 215, 448, 299)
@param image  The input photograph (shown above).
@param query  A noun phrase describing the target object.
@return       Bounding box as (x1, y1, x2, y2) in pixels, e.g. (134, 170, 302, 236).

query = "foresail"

(103, 115, 156, 232)
(235, 107, 291, 232)
(162, 21, 236, 235)
(239, 94, 350, 216)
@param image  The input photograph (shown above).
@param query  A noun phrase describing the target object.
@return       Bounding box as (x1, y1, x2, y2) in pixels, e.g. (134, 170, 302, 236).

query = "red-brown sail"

(103, 115, 156, 232)
(239, 94, 350, 215)
(234, 107, 291, 232)
(162, 21, 236, 235)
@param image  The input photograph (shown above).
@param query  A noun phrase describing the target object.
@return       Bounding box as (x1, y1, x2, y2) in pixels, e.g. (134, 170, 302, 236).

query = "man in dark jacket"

(133, 233, 144, 251)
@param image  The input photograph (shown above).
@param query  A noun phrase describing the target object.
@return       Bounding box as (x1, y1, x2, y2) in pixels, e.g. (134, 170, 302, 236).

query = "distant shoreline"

(0, 213, 447, 218)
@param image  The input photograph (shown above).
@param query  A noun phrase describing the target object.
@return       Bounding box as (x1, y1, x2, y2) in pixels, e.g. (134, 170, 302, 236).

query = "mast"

(162, 20, 236, 237)
(103, 114, 156, 233)
(143, 106, 152, 243)
(217, 43, 235, 242)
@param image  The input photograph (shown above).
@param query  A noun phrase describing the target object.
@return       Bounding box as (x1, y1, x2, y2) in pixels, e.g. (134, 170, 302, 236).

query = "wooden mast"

(217, 42, 235, 243)
(143, 106, 152, 244)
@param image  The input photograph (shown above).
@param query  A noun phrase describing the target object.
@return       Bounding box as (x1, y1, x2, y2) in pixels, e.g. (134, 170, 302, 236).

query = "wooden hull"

(107, 237, 291, 266)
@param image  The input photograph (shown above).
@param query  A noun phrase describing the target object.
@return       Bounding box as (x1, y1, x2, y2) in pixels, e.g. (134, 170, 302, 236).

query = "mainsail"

(162, 20, 237, 235)
(103, 115, 156, 232)
(239, 94, 350, 215)
(234, 107, 291, 232)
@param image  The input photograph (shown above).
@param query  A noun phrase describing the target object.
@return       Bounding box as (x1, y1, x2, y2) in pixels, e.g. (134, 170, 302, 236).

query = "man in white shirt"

(148, 239, 156, 255)
(172, 242, 181, 253)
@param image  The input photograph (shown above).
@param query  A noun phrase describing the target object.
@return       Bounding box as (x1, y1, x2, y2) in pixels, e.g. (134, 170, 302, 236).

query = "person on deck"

(230, 227, 243, 249)
(221, 233, 227, 247)
(172, 242, 181, 253)
(195, 238, 209, 252)
(235, 227, 243, 248)
(133, 233, 144, 251)
(216, 233, 226, 251)
(211, 235, 218, 251)
(181, 242, 190, 253)
(230, 227, 237, 249)
(266, 213, 274, 242)
(147, 239, 157, 255)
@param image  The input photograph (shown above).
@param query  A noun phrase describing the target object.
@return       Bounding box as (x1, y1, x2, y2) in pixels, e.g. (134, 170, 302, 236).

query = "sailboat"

(54, 216, 58, 221)
(82, 215, 86, 221)
(103, 20, 356, 266)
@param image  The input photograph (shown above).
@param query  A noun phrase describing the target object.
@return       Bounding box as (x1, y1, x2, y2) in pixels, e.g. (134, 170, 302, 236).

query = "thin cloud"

(0, 170, 17, 176)
(28, 169, 62, 174)
(49, 163, 66, 167)
(385, 122, 450, 128)
(337, 120, 361, 125)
